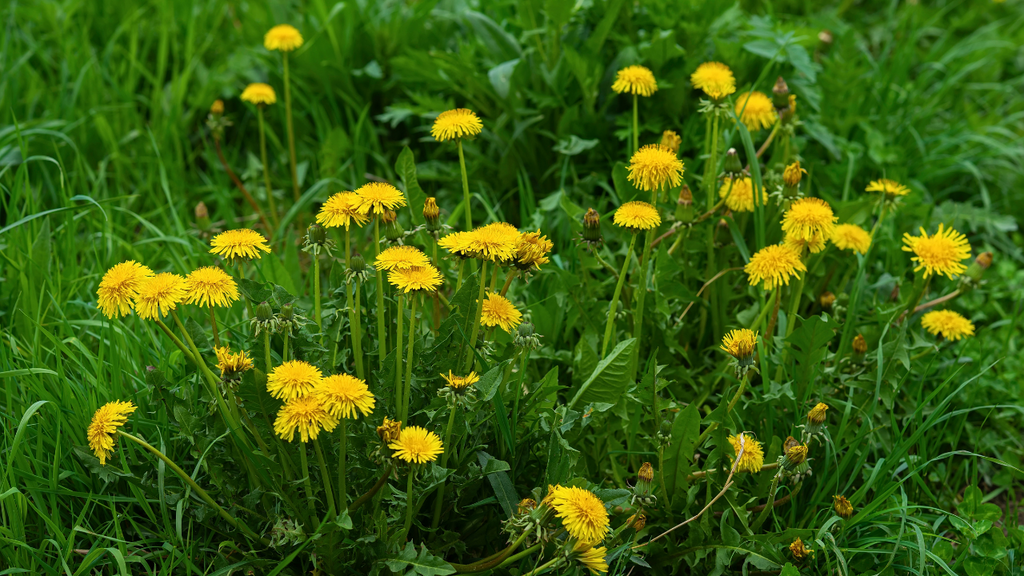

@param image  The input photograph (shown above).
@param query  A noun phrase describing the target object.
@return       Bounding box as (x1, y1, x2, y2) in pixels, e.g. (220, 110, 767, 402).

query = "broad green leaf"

(786, 314, 840, 387)
(568, 338, 636, 409)
(544, 425, 579, 486)
(386, 542, 456, 576)
(477, 451, 518, 518)
(396, 147, 426, 226)
(662, 403, 700, 503)
(236, 278, 273, 303)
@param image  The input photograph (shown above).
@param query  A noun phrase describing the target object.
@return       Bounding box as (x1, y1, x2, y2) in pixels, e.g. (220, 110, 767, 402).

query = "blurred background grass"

(3, 0, 1024, 573)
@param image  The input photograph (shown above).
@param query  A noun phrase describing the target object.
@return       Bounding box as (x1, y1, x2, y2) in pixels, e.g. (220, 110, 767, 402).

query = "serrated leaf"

(236, 278, 273, 303)
(386, 542, 456, 576)
(477, 451, 518, 518)
(396, 147, 426, 227)
(662, 403, 700, 505)
(787, 314, 840, 387)
(568, 338, 636, 409)
(544, 425, 579, 486)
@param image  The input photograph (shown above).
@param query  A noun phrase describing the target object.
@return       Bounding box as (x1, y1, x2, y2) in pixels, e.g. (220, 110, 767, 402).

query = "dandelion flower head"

(318, 192, 369, 229)
(721, 329, 758, 361)
(735, 91, 777, 131)
(719, 177, 767, 213)
(660, 130, 681, 154)
(481, 292, 523, 333)
(613, 201, 661, 232)
(727, 433, 764, 472)
(97, 261, 154, 319)
(627, 144, 684, 192)
(354, 182, 407, 216)
(441, 371, 480, 391)
(431, 108, 483, 142)
(690, 61, 736, 100)
(274, 395, 338, 442)
(785, 231, 828, 255)
(781, 197, 837, 242)
(514, 230, 553, 270)
(832, 223, 872, 254)
(134, 272, 187, 320)
(921, 309, 975, 341)
(468, 222, 521, 262)
(88, 400, 136, 465)
(833, 495, 854, 519)
(264, 24, 303, 52)
(807, 402, 829, 424)
(389, 426, 444, 464)
(388, 265, 444, 293)
(375, 245, 431, 272)
(745, 244, 806, 290)
(866, 178, 910, 197)
(215, 346, 254, 378)
(438, 231, 475, 258)
(240, 83, 277, 106)
(316, 374, 375, 419)
(377, 416, 402, 444)
(575, 543, 609, 575)
(210, 229, 271, 262)
(267, 360, 323, 400)
(902, 224, 972, 280)
(612, 65, 657, 97)
(184, 267, 239, 308)
(549, 486, 610, 545)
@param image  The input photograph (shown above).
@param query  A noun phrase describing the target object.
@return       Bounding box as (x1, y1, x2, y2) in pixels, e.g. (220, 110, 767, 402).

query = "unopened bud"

(381, 210, 397, 225)
(583, 208, 602, 243)
(660, 130, 681, 154)
(965, 251, 993, 282)
(306, 223, 327, 246)
(517, 322, 535, 339)
(781, 442, 808, 471)
(423, 198, 440, 231)
(385, 218, 404, 242)
(790, 538, 812, 562)
(638, 462, 654, 483)
(783, 161, 805, 189)
(518, 498, 537, 515)
(852, 334, 867, 355)
(376, 417, 401, 444)
(806, 402, 828, 435)
(280, 303, 294, 320)
(819, 291, 835, 309)
(350, 253, 366, 272)
(722, 148, 743, 177)
(256, 301, 273, 321)
(629, 512, 646, 531)
(833, 495, 854, 520)
(772, 77, 790, 109)
(674, 184, 694, 222)
(210, 99, 224, 115)
(194, 201, 211, 231)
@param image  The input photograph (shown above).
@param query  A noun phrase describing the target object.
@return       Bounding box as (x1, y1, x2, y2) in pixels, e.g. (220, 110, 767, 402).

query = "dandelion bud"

(194, 201, 211, 231)
(660, 130, 681, 154)
(629, 512, 646, 531)
(210, 99, 224, 115)
(782, 161, 805, 191)
(256, 301, 273, 322)
(350, 253, 366, 272)
(385, 218, 404, 242)
(280, 303, 294, 321)
(518, 498, 537, 515)
(806, 402, 828, 435)
(789, 537, 812, 562)
(721, 329, 758, 371)
(833, 495, 854, 520)
(306, 223, 327, 246)
(381, 210, 398, 225)
(674, 184, 694, 222)
(638, 461, 654, 483)
(781, 441, 808, 471)
(722, 148, 743, 178)
(583, 208, 602, 243)
(852, 334, 867, 355)
(424, 197, 440, 231)
(772, 77, 790, 109)
(819, 291, 836, 309)
(376, 416, 401, 444)
(965, 251, 993, 282)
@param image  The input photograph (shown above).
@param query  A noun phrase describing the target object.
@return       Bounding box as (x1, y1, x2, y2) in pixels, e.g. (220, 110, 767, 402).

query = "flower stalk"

(602, 234, 638, 357)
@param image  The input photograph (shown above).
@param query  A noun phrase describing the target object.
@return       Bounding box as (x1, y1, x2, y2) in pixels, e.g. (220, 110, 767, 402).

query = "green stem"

(299, 442, 316, 518)
(632, 93, 639, 155)
(458, 139, 472, 231)
(170, 311, 219, 391)
(208, 307, 220, 347)
(431, 404, 459, 529)
(257, 106, 279, 229)
(314, 254, 323, 344)
(154, 318, 195, 365)
(525, 557, 563, 576)
(118, 431, 269, 545)
(283, 332, 290, 362)
(337, 419, 348, 511)
(353, 280, 365, 380)
(403, 295, 419, 423)
(706, 114, 721, 210)
(601, 234, 638, 357)
(402, 469, 416, 541)
(283, 52, 300, 206)
(348, 465, 391, 513)
(464, 259, 488, 372)
(511, 349, 528, 455)
(752, 474, 780, 531)
(631, 226, 654, 379)
(313, 438, 336, 520)
(395, 293, 405, 415)
(696, 370, 752, 446)
(457, 259, 465, 292)
(374, 217, 387, 371)
(264, 331, 273, 373)
(345, 227, 365, 379)
(748, 288, 778, 331)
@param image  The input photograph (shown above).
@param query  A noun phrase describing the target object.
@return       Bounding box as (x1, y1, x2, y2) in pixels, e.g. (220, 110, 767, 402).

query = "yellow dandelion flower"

(316, 374, 375, 419)
(481, 292, 523, 333)
(549, 486, 610, 544)
(431, 108, 483, 142)
(210, 99, 224, 115)
(209, 229, 271, 262)
(389, 425, 444, 464)
(388, 265, 444, 293)
(690, 61, 736, 100)
(514, 230, 553, 270)
(735, 91, 777, 131)
(240, 83, 277, 106)
(902, 224, 972, 279)
(782, 161, 806, 187)
(354, 182, 407, 216)
(833, 495, 854, 519)
(575, 543, 609, 575)
(613, 201, 661, 231)
(745, 245, 806, 290)
(97, 261, 154, 319)
(807, 402, 828, 425)
(87, 400, 136, 465)
(375, 245, 431, 271)
(264, 24, 303, 52)
(468, 222, 521, 262)
(832, 223, 872, 254)
(781, 197, 837, 242)
(720, 329, 758, 361)
(790, 537, 812, 561)
(267, 360, 323, 400)
(441, 371, 480, 391)
(377, 416, 402, 443)
(719, 177, 767, 213)
(423, 197, 440, 221)
(274, 395, 338, 443)
(921, 310, 975, 341)
(183, 267, 239, 308)
(785, 231, 828, 255)
(727, 433, 764, 472)
(215, 346, 253, 379)
(134, 273, 187, 320)
(660, 130, 681, 154)
(866, 178, 910, 197)
(438, 231, 475, 258)
(627, 144, 684, 192)
(611, 65, 657, 97)
(318, 192, 369, 229)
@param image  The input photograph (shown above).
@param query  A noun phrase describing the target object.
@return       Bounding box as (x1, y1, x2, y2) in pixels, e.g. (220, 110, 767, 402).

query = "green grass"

(3, 0, 1024, 574)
